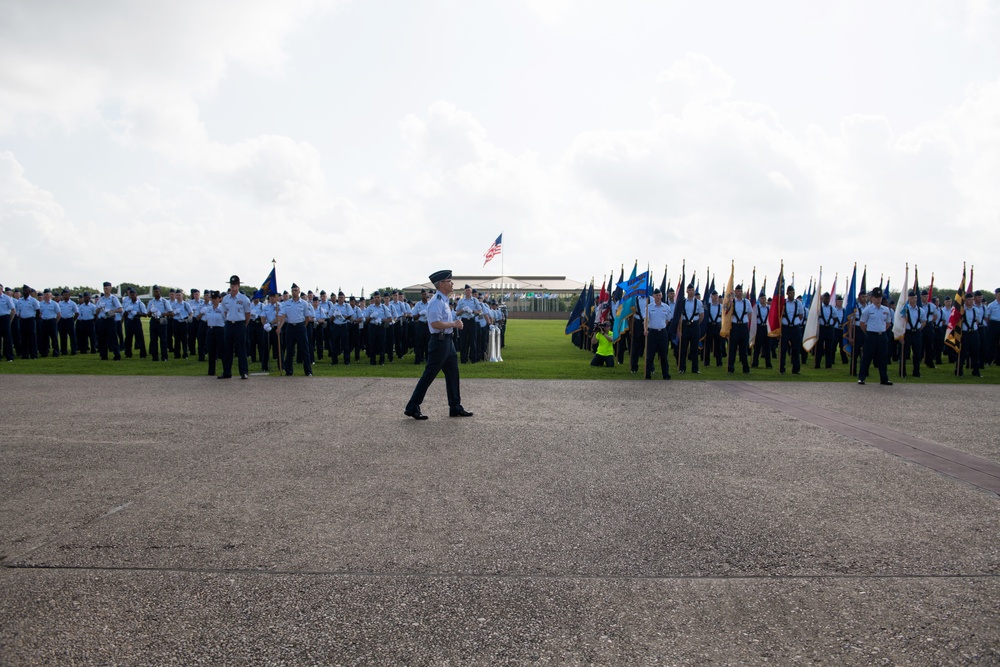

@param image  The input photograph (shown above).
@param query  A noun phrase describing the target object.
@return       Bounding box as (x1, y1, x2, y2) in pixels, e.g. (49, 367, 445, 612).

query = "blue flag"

(612, 263, 639, 341)
(616, 270, 649, 300)
(565, 286, 587, 335)
(252, 267, 278, 300)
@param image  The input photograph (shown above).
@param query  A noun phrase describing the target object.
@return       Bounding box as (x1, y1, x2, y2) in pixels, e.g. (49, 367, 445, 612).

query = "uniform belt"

(649, 327, 665, 331)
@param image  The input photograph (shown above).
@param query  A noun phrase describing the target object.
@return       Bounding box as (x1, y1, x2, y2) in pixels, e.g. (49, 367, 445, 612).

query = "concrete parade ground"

(1, 375, 998, 666)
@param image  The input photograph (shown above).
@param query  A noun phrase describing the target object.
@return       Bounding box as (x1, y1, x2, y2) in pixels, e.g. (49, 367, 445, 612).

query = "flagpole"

(644, 262, 650, 377)
(273, 259, 283, 374)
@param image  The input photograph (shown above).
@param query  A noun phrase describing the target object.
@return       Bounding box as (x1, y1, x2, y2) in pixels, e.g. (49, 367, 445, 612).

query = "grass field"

(0, 319, 995, 383)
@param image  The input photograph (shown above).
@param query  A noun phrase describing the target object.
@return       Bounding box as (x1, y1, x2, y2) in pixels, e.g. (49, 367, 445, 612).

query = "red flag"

(767, 262, 785, 338)
(483, 233, 502, 267)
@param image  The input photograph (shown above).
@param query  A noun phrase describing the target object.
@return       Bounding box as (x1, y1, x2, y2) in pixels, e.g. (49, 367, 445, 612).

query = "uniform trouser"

(196, 320, 208, 360)
(324, 321, 335, 359)
(331, 323, 350, 364)
(406, 333, 461, 412)
(814, 325, 835, 368)
(413, 322, 429, 363)
(936, 326, 947, 363)
(223, 320, 249, 377)
(752, 329, 773, 367)
(616, 324, 628, 364)
(172, 320, 188, 358)
(149, 319, 168, 360)
(395, 321, 405, 358)
(247, 320, 261, 362)
(459, 319, 476, 362)
(679, 323, 699, 372)
(116, 319, 124, 348)
(780, 326, 802, 372)
(283, 323, 311, 375)
(263, 327, 281, 371)
(206, 326, 225, 376)
(987, 321, 1000, 366)
(76, 320, 96, 354)
(0, 315, 13, 360)
(39, 319, 58, 356)
(727, 323, 750, 372)
(19, 318, 38, 359)
(349, 324, 361, 359)
(858, 330, 889, 383)
(124, 317, 147, 358)
(903, 329, 922, 376)
(58, 318, 77, 354)
(312, 323, 325, 360)
(478, 323, 490, 362)
(979, 327, 990, 366)
(922, 327, 936, 367)
(368, 325, 387, 364)
(645, 329, 670, 377)
(188, 317, 199, 359)
(97, 317, 120, 359)
(629, 326, 646, 373)
(959, 329, 981, 375)
(703, 324, 723, 366)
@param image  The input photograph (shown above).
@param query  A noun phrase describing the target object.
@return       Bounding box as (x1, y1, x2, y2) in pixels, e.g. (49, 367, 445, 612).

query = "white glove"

(264, 323, 272, 332)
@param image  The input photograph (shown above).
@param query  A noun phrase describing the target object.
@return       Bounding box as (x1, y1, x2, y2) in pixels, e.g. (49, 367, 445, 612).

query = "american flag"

(483, 233, 502, 266)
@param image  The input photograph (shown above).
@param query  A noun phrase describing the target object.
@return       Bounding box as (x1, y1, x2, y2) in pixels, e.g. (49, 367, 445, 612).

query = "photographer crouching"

(591, 321, 615, 367)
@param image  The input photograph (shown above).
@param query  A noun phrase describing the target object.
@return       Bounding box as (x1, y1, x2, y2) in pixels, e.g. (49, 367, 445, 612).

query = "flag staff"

(272, 258, 283, 374)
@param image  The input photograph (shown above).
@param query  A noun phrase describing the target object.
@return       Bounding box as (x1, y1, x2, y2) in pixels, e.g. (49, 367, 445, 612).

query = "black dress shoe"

(218, 374, 232, 379)
(449, 408, 474, 417)
(858, 379, 866, 385)
(880, 380, 893, 386)
(241, 373, 249, 379)
(404, 408, 428, 420)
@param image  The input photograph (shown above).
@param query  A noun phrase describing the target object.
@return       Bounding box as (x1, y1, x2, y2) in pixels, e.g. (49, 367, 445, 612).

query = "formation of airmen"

(582, 280, 1000, 383)
(0, 278, 507, 378)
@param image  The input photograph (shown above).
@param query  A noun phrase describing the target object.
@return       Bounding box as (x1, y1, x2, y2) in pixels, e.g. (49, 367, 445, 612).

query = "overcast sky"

(2, 0, 998, 296)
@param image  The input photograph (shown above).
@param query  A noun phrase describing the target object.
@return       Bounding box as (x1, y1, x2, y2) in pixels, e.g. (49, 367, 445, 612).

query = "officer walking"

(220, 275, 253, 379)
(404, 270, 473, 420)
(857, 286, 893, 385)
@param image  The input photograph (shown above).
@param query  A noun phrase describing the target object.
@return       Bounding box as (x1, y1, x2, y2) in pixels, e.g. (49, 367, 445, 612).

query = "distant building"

(402, 275, 587, 315)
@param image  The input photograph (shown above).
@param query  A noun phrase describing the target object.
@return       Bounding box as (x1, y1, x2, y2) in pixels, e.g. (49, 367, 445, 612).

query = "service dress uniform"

(456, 290, 480, 363)
(16, 293, 41, 359)
(95, 287, 122, 361)
(57, 294, 79, 355)
(902, 294, 926, 377)
(858, 291, 893, 385)
(76, 296, 98, 354)
(122, 293, 148, 358)
(780, 294, 804, 374)
(959, 296, 982, 377)
(279, 293, 312, 376)
(220, 278, 253, 379)
(411, 293, 430, 364)
(642, 293, 672, 379)
(38, 293, 61, 357)
(0, 291, 15, 361)
(146, 290, 173, 361)
(752, 297, 772, 368)
(677, 295, 704, 374)
(404, 270, 472, 420)
(204, 297, 226, 377)
(727, 295, 752, 374)
(330, 296, 352, 365)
